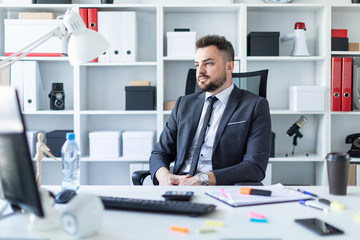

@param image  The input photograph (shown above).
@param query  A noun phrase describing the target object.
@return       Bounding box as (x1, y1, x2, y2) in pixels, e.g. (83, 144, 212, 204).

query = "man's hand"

(156, 168, 217, 186)
(176, 176, 201, 186)
(155, 167, 190, 185)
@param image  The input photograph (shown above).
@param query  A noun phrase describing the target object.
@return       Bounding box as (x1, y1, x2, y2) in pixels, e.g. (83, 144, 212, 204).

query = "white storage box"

(289, 86, 325, 112)
(89, 131, 122, 158)
(26, 130, 40, 158)
(123, 131, 155, 158)
(4, 19, 67, 57)
(167, 31, 196, 57)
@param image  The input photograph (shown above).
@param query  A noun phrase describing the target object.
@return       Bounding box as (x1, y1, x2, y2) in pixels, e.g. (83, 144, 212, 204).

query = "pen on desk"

(297, 188, 319, 198)
(239, 187, 272, 196)
(299, 200, 328, 212)
(296, 189, 343, 209)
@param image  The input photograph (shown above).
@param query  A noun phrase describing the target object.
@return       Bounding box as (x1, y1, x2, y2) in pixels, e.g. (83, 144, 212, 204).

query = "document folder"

(206, 183, 312, 207)
(331, 57, 342, 111)
(341, 57, 352, 111)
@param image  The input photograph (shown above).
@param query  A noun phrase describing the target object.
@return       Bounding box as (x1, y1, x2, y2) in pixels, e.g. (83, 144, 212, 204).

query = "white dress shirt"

(179, 84, 234, 174)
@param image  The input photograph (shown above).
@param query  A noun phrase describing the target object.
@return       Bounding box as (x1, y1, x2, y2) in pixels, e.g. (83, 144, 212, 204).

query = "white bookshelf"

(1, 0, 359, 186)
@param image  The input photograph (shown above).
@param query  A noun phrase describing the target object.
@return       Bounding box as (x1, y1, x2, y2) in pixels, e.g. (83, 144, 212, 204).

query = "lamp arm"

(0, 27, 67, 70)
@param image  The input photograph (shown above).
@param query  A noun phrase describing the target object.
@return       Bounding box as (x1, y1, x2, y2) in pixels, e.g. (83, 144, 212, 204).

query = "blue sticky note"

(250, 218, 268, 223)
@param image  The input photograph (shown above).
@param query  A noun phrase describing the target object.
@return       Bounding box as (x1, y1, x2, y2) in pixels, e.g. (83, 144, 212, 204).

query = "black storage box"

(33, 0, 71, 3)
(331, 37, 348, 51)
(125, 86, 156, 110)
(46, 130, 73, 157)
(247, 32, 280, 56)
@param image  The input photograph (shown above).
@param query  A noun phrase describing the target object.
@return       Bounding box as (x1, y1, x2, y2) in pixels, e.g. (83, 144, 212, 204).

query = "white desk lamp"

(0, 7, 110, 70)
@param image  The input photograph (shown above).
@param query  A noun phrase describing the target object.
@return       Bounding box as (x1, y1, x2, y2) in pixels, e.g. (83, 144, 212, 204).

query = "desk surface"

(0, 185, 360, 240)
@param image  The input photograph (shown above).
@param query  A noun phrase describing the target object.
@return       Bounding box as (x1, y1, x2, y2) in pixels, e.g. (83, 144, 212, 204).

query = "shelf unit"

(1, 0, 359, 186)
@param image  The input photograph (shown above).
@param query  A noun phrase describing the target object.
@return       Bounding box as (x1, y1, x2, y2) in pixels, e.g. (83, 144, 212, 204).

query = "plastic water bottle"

(61, 133, 80, 191)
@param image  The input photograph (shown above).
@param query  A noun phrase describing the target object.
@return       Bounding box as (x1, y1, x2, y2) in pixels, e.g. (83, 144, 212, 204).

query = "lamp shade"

(63, 9, 110, 65)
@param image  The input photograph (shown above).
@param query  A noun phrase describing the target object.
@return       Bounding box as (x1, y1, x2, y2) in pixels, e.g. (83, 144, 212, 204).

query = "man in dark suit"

(150, 35, 271, 185)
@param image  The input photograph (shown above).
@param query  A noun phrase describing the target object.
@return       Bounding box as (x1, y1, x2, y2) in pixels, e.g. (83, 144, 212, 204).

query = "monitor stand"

(0, 202, 16, 220)
(28, 188, 61, 231)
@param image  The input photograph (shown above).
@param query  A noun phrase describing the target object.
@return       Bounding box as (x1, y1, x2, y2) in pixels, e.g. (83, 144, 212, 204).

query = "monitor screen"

(0, 86, 44, 217)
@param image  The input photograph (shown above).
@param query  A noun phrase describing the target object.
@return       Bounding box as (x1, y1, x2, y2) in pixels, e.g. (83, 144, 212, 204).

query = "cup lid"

(326, 152, 351, 161)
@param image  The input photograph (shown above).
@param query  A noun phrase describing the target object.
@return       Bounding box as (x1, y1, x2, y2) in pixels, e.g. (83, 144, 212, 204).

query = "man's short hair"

(196, 35, 235, 62)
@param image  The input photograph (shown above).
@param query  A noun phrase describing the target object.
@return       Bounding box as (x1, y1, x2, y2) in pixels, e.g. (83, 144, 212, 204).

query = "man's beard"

(197, 70, 226, 92)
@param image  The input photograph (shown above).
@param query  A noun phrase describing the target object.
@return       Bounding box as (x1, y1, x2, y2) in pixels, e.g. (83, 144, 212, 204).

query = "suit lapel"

(213, 87, 242, 150)
(185, 93, 205, 153)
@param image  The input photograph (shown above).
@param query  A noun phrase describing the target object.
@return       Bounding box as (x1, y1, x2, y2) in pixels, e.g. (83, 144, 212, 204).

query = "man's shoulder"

(232, 86, 265, 101)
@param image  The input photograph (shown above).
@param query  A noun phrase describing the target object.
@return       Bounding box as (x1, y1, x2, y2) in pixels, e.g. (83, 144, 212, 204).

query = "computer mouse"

(55, 189, 77, 204)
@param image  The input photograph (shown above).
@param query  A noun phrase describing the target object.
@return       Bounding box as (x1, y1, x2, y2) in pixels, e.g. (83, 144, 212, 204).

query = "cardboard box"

(167, 31, 196, 57)
(348, 164, 356, 186)
(125, 86, 156, 110)
(18, 12, 57, 19)
(4, 19, 67, 57)
(289, 86, 325, 112)
(129, 81, 151, 86)
(123, 131, 155, 157)
(164, 101, 176, 110)
(349, 43, 360, 52)
(89, 131, 122, 158)
(33, 0, 72, 3)
(247, 32, 280, 56)
(45, 130, 73, 157)
(3, 0, 32, 3)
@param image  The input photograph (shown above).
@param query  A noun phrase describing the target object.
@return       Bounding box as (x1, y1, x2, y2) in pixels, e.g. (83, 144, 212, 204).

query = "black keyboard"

(100, 196, 216, 216)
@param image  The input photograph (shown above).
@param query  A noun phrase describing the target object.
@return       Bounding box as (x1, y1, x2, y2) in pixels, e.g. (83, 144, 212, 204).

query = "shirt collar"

(205, 83, 234, 106)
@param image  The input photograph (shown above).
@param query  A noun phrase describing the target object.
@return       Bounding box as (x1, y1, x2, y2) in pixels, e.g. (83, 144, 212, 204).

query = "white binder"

(97, 11, 137, 63)
(23, 61, 44, 112)
(10, 62, 24, 111)
(97, 11, 111, 63)
(121, 12, 137, 62)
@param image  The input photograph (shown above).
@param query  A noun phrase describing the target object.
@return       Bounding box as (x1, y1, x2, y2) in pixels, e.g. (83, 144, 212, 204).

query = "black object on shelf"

(125, 86, 156, 110)
(46, 130, 73, 157)
(331, 37, 349, 51)
(33, 0, 72, 3)
(247, 32, 280, 56)
(270, 131, 276, 158)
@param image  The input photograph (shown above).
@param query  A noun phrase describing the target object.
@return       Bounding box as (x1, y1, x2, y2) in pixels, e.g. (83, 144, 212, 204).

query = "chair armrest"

(234, 182, 263, 186)
(132, 170, 151, 185)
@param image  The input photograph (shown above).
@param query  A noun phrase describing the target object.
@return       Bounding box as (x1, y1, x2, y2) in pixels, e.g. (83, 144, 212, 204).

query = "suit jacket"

(149, 85, 271, 185)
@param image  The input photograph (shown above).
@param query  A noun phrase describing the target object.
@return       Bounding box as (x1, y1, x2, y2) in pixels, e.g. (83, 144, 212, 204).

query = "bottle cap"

(66, 132, 75, 140)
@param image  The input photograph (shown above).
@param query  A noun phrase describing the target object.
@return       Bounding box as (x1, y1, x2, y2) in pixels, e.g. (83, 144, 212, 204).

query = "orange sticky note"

(170, 226, 189, 233)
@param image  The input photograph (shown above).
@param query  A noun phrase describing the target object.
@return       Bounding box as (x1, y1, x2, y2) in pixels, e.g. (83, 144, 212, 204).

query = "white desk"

(0, 185, 360, 240)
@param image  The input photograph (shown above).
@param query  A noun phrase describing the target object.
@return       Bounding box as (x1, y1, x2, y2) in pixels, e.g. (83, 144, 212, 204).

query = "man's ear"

(226, 61, 234, 72)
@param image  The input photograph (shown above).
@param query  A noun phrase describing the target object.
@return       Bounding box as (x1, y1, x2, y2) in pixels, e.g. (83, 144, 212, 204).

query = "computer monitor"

(0, 86, 44, 218)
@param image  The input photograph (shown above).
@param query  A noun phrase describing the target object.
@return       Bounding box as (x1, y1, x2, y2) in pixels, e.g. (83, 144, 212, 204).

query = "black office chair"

(132, 69, 270, 185)
(185, 68, 268, 98)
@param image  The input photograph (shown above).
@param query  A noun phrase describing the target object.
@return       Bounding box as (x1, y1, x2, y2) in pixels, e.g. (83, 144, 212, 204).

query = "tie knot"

(208, 96, 218, 104)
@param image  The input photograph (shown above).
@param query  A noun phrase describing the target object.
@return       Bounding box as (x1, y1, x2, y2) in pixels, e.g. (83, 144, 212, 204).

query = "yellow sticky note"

(354, 212, 360, 222)
(330, 201, 344, 211)
(204, 220, 224, 227)
(196, 227, 217, 234)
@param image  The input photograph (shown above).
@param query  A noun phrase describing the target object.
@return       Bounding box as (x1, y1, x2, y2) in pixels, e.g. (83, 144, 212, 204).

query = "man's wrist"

(197, 171, 216, 185)
(155, 167, 170, 182)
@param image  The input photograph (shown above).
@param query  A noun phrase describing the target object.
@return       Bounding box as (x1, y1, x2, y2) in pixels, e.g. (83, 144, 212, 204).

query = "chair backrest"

(185, 68, 269, 98)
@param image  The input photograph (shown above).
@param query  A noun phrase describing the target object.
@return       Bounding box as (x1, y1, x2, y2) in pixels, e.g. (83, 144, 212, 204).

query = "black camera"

(48, 83, 65, 110)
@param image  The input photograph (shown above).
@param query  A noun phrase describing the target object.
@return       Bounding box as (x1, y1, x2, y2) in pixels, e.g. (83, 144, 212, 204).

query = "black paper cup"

(326, 152, 350, 195)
